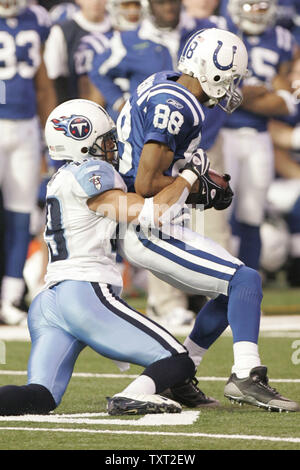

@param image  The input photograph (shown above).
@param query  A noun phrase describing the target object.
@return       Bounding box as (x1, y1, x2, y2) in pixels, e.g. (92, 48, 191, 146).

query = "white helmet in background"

(178, 28, 248, 113)
(45, 99, 119, 166)
(0, 0, 28, 17)
(260, 218, 290, 273)
(227, 0, 277, 35)
(106, 0, 143, 31)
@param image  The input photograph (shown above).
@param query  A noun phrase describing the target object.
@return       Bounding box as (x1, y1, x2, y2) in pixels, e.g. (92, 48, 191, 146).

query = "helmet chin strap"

(203, 97, 219, 108)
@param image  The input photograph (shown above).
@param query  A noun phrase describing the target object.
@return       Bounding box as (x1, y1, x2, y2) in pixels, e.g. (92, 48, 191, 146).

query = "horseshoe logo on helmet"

(213, 41, 237, 71)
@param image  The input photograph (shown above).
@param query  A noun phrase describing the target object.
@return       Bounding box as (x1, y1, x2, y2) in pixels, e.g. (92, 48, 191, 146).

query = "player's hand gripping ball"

(188, 168, 234, 211)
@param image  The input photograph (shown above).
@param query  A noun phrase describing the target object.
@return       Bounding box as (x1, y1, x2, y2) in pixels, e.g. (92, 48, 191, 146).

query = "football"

(208, 169, 230, 188)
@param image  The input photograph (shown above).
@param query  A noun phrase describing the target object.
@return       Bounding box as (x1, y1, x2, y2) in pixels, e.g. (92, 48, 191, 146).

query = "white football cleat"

(107, 393, 182, 415)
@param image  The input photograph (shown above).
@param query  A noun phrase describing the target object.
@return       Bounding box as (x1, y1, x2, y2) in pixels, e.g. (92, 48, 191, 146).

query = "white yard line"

(0, 315, 299, 341)
(0, 411, 200, 427)
(0, 426, 299, 444)
(0, 370, 299, 383)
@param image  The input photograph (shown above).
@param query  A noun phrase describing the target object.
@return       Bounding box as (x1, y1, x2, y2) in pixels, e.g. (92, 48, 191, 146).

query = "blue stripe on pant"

(27, 280, 185, 405)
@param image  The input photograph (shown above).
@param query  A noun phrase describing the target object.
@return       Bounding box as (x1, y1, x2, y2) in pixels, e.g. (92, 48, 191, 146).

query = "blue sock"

(189, 294, 229, 349)
(227, 265, 263, 344)
(230, 214, 261, 270)
(286, 196, 300, 234)
(4, 210, 31, 278)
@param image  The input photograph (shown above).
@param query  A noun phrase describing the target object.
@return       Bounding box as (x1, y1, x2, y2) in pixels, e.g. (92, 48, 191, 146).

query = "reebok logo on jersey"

(166, 98, 183, 109)
(51, 115, 92, 140)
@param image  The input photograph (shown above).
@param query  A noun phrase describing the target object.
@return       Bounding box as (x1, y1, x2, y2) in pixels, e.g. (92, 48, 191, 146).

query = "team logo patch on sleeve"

(51, 115, 92, 140)
(89, 174, 102, 190)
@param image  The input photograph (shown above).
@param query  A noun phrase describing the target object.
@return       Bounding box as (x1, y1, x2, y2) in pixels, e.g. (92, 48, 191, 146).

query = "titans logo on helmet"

(51, 115, 92, 140)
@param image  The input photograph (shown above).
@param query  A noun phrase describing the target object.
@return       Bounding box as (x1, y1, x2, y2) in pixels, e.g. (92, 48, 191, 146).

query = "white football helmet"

(227, 0, 277, 35)
(106, 0, 143, 31)
(178, 28, 248, 113)
(260, 218, 290, 273)
(45, 99, 119, 165)
(0, 0, 28, 17)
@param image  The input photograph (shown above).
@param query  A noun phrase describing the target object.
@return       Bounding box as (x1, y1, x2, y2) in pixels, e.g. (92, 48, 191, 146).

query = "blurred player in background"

(220, 0, 298, 272)
(0, 0, 56, 325)
(74, 0, 144, 121)
(115, 27, 299, 412)
(264, 58, 300, 286)
(43, 0, 112, 104)
(0, 99, 198, 417)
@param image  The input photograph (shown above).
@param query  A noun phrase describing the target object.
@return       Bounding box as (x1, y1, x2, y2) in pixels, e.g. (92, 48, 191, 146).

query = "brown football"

(208, 169, 229, 189)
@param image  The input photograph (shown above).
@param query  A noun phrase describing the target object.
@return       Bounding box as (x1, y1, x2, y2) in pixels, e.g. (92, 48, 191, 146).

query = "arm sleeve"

(72, 160, 127, 198)
(44, 25, 69, 79)
(88, 31, 128, 109)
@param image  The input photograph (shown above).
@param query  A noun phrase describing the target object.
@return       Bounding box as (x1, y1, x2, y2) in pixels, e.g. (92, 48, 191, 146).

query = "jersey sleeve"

(29, 5, 52, 43)
(275, 26, 298, 63)
(143, 88, 202, 152)
(74, 32, 111, 77)
(70, 160, 127, 198)
(88, 31, 129, 110)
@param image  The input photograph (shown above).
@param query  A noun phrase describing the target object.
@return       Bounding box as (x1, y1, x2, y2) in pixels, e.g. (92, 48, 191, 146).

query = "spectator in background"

(0, 1, 57, 325)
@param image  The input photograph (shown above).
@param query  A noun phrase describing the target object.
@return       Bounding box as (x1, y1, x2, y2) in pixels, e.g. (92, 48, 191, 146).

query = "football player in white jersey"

(0, 98, 205, 416)
(0, 0, 57, 325)
(115, 28, 300, 412)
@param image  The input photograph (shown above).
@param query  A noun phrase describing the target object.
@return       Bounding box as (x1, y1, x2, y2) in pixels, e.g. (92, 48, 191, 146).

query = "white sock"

(119, 375, 156, 395)
(232, 341, 261, 379)
(184, 336, 207, 368)
(1, 276, 25, 305)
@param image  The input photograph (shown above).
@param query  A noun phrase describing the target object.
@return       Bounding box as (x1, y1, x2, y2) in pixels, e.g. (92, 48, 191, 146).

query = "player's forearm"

(35, 61, 57, 127)
(268, 120, 294, 149)
(274, 147, 300, 179)
(135, 173, 176, 198)
(242, 91, 294, 116)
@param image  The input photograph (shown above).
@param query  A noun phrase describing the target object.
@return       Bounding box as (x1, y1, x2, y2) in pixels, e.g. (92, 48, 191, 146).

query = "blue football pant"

(27, 281, 187, 405)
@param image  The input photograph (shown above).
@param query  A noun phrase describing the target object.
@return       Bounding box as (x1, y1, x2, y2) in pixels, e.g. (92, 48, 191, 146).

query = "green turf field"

(0, 332, 299, 451)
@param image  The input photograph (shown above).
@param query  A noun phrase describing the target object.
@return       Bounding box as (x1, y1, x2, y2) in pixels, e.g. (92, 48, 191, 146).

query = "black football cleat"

(162, 377, 220, 408)
(106, 393, 182, 416)
(224, 366, 300, 412)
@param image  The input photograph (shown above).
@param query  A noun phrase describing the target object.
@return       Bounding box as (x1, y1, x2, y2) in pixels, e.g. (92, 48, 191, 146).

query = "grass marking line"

(0, 371, 300, 383)
(0, 411, 200, 427)
(0, 426, 300, 444)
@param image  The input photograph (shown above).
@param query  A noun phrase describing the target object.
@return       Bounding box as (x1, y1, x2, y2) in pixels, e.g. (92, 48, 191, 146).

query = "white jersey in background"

(44, 158, 127, 288)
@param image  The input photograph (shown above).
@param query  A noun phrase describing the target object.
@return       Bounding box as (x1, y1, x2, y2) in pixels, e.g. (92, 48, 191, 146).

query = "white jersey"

(44, 158, 127, 288)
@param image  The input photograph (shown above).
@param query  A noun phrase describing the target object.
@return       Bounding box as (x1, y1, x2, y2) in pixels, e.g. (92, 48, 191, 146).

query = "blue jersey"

(225, 21, 296, 131)
(0, 5, 51, 120)
(86, 15, 225, 122)
(116, 71, 206, 192)
(88, 26, 174, 120)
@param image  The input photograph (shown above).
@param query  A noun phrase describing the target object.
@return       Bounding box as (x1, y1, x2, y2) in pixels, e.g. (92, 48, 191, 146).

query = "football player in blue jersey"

(220, 0, 298, 272)
(74, 0, 144, 122)
(114, 27, 299, 412)
(79, 0, 229, 327)
(48, 2, 79, 24)
(0, 98, 202, 416)
(43, 0, 112, 104)
(266, 60, 300, 286)
(84, 0, 226, 119)
(0, 0, 57, 325)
